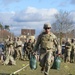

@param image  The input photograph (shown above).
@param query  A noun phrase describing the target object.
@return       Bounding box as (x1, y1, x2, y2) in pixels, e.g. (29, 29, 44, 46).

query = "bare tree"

(52, 10, 74, 45)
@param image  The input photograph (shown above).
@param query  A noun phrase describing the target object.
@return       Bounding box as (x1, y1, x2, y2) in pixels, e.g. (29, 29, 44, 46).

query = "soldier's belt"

(9, 44, 13, 45)
(66, 47, 70, 49)
(42, 48, 51, 50)
(17, 45, 22, 47)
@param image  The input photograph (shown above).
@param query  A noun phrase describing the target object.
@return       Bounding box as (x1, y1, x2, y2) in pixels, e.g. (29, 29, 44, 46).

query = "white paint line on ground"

(10, 64, 29, 75)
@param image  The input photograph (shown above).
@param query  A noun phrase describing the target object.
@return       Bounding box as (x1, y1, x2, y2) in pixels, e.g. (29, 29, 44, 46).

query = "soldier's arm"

(53, 38, 61, 54)
(74, 43, 75, 50)
(65, 42, 71, 49)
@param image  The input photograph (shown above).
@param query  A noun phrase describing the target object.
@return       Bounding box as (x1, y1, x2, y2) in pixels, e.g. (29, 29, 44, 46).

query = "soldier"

(33, 23, 61, 75)
(13, 37, 17, 59)
(4, 35, 10, 55)
(23, 39, 28, 60)
(64, 38, 71, 63)
(8, 37, 14, 55)
(4, 37, 16, 65)
(70, 39, 75, 63)
(16, 37, 23, 60)
(32, 39, 36, 48)
(26, 39, 33, 59)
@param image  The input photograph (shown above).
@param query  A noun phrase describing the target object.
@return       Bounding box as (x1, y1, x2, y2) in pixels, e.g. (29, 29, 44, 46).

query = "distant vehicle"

(0, 43, 5, 55)
(0, 43, 6, 61)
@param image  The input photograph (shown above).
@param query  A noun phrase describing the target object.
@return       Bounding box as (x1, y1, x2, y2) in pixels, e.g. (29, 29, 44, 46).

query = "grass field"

(0, 60, 75, 75)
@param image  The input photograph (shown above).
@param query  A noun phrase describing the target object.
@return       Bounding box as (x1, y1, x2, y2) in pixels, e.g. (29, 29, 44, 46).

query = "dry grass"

(0, 60, 75, 75)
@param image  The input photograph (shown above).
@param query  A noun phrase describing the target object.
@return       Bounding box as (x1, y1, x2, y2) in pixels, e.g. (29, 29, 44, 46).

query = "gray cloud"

(13, 7, 58, 22)
(58, 0, 75, 7)
(70, 0, 75, 4)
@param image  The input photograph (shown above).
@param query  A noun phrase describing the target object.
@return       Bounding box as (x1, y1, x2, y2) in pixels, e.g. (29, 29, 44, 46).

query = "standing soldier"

(4, 35, 10, 55)
(23, 39, 28, 60)
(33, 23, 61, 75)
(16, 37, 23, 60)
(13, 37, 17, 59)
(65, 38, 71, 63)
(32, 39, 36, 48)
(26, 39, 33, 59)
(70, 39, 75, 63)
(4, 37, 16, 65)
(8, 37, 14, 55)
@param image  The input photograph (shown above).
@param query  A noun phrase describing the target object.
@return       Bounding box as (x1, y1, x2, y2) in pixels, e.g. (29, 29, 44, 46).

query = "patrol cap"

(43, 23, 51, 29)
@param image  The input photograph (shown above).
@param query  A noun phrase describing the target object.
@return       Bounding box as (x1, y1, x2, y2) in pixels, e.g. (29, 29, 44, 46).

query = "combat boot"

(41, 67, 45, 73)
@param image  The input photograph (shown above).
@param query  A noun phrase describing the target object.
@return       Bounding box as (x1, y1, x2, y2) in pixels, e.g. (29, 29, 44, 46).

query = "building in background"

(20, 29, 35, 42)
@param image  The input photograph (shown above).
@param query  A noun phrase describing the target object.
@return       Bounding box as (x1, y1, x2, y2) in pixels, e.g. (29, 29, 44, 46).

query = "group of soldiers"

(62, 38, 75, 63)
(0, 35, 36, 65)
(0, 23, 75, 75)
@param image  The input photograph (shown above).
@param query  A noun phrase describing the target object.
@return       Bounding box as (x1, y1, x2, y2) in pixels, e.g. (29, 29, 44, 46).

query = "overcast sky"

(0, 0, 75, 36)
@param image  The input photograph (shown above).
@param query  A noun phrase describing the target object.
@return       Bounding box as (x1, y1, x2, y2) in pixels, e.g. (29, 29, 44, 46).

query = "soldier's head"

(43, 23, 51, 29)
(43, 23, 51, 33)
(9, 37, 12, 41)
(14, 37, 17, 41)
(17, 37, 20, 41)
(28, 39, 32, 43)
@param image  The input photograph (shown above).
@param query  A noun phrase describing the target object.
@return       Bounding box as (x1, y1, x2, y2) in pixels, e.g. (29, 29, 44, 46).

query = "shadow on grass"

(0, 73, 26, 75)
(0, 73, 20, 75)
(0, 73, 10, 75)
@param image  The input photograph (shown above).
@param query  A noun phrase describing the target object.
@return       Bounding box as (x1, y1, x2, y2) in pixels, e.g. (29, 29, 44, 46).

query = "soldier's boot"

(41, 67, 45, 73)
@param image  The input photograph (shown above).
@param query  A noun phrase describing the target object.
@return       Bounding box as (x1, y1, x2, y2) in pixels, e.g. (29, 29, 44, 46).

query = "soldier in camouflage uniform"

(32, 39, 36, 48)
(23, 39, 28, 60)
(13, 37, 17, 59)
(33, 23, 61, 75)
(16, 37, 23, 60)
(26, 39, 33, 59)
(4, 37, 16, 65)
(70, 39, 75, 63)
(64, 38, 71, 63)
(4, 35, 10, 55)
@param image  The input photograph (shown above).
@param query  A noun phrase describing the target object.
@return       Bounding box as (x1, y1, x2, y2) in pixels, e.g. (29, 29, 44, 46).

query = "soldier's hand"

(32, 51, 37, 55)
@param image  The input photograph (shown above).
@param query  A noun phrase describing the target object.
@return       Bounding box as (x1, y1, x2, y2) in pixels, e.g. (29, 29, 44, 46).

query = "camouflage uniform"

(4, 55, 16, 65)
(16, 37, 23, 59)
(73, 41, 75, 63)
(4, 37, 16, 65)
(65, 38, 71, 62)
(13, 37, 17, 59)
(7, 37, 14, 55)
(23, 39, 28, 60)
(4, 35, 10, 56)
(26, 39, 33, 59)
(34, 23, 61, 75)
(70, 39, 75, 63)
